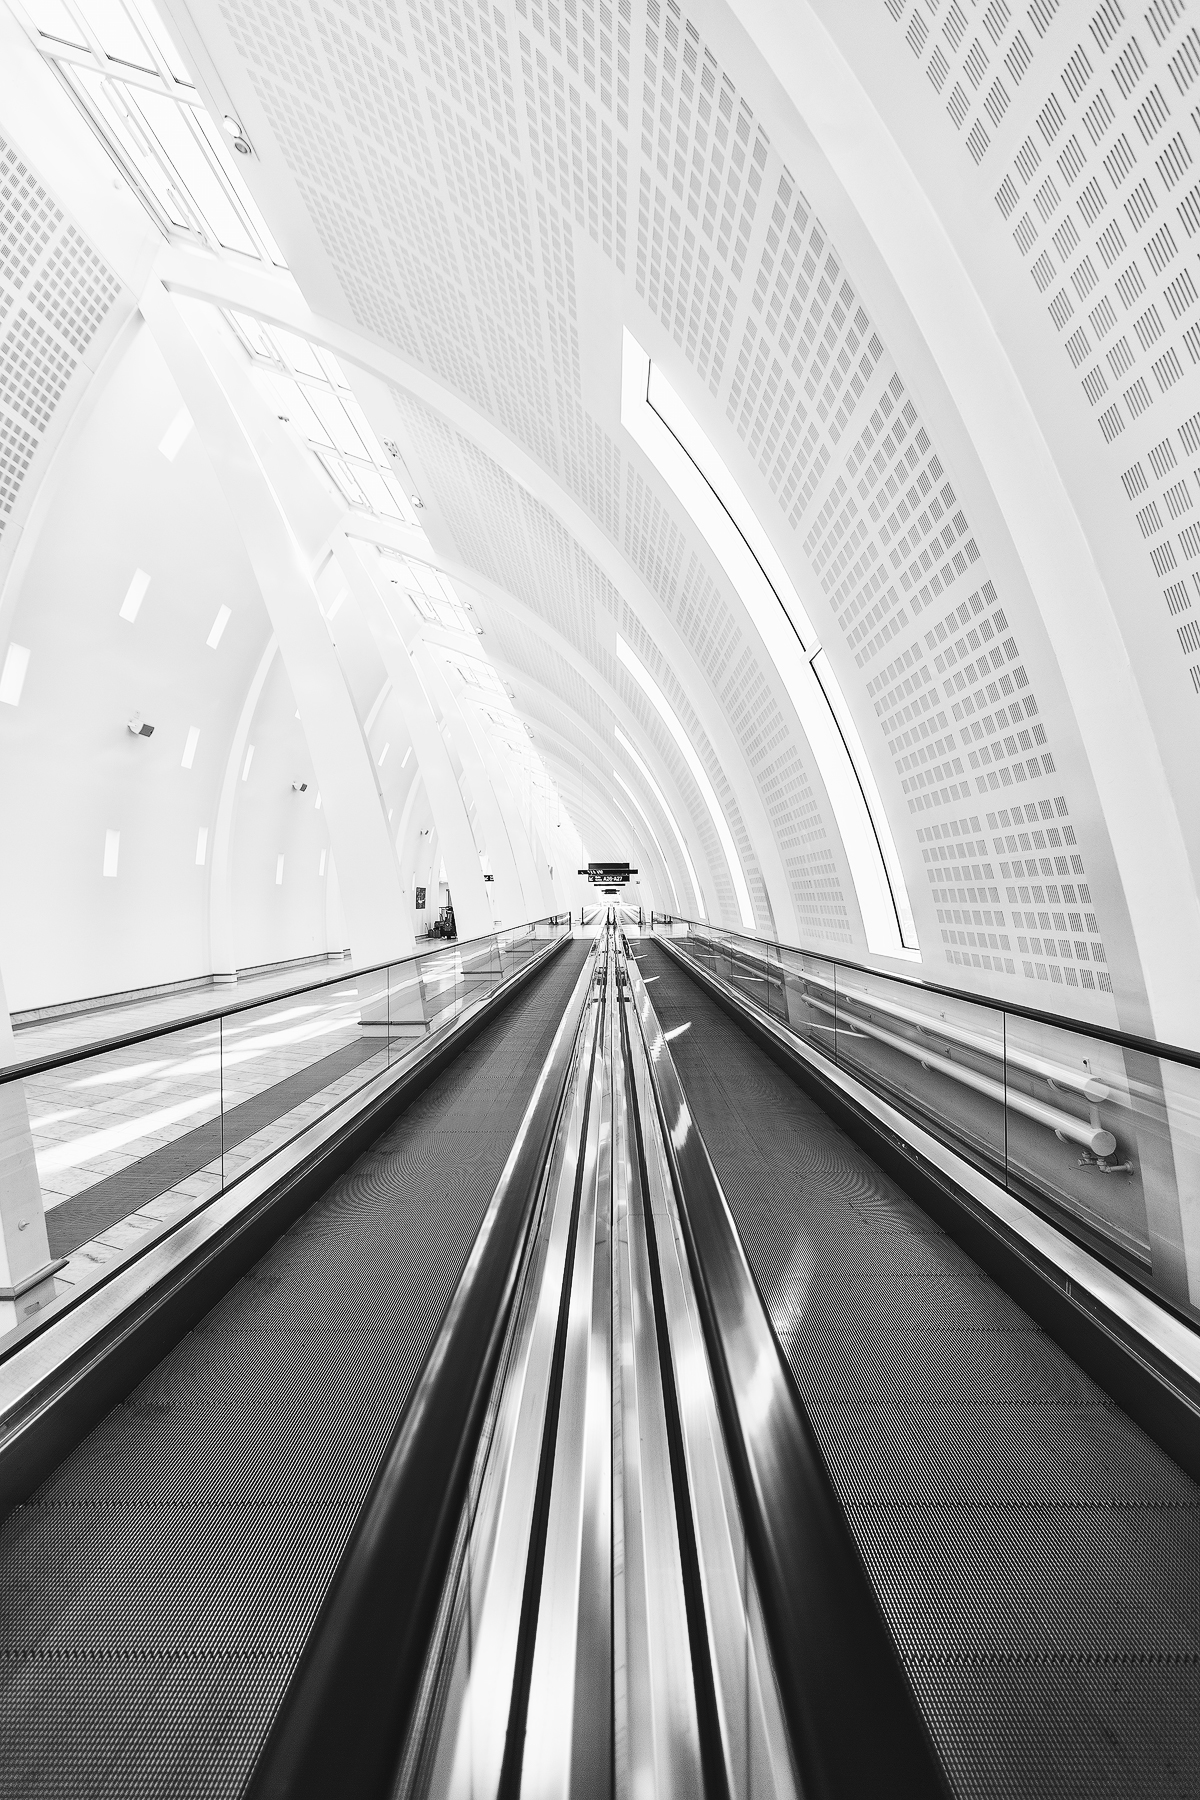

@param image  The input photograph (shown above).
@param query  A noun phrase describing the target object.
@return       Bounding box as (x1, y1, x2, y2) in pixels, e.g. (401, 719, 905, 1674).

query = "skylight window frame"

(225, 313, 417, 527)
(622, 329, 919, 960)
(12, 0, 286, 267)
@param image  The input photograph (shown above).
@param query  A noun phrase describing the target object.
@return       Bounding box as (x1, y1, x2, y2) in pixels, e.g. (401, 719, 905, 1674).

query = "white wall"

(0, 320, 276, 1007)
(227, 647, 332, 970)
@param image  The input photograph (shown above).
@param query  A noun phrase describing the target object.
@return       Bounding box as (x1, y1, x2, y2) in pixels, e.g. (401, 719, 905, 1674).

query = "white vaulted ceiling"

(2, 0, 1200, 1044)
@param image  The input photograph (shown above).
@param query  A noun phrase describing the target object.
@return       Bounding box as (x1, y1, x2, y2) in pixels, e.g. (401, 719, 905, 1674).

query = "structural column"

(414, 647, 541, 926)
(0, 977, 58, 1300)
(144, 285, 411, 969)
(330, 537, 493, 943)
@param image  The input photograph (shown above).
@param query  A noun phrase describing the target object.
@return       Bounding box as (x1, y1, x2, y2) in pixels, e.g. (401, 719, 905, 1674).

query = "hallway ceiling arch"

(5, 0, 1200, 1041)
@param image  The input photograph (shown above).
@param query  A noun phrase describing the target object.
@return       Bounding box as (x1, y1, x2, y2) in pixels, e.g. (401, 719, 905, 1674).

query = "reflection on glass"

(667, 918, 1200, 1328)
(0, 919, 568, 1361)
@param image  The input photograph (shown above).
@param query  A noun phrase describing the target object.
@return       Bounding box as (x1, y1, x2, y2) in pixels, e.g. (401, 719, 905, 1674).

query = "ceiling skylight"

(407, 578, 585, 876)
(622, 329, 919, 958)
(226, 313, 418, 525)
(617, 633, 754, 930)
(14, 0, 286, 264)
(379, 551, 477, 631)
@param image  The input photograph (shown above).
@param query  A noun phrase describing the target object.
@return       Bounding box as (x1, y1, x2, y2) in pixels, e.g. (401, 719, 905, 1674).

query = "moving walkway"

(0, 916, 1195, 1797)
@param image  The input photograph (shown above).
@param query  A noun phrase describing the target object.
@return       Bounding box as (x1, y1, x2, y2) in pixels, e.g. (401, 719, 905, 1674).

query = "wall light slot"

(158, 409, 193, 462)
(319, 849, 327, 876)
(378, 741, 390, 767)
(0, 645, 30, 707)
(119, 569, 150, 624)
(207, 605, 232, 649)
(182, 726, 200, 769)
(242, 744, 255, 782)
(275, 854, 285, 885)
(622, 329, 919, 958)
(103, 829, 120, 879)
(195, 826, 208, 866)
(401, 746, 412, 769)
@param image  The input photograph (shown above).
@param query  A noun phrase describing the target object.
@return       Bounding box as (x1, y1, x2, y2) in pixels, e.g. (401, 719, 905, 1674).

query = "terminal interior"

(0, 0, 1198, 1793)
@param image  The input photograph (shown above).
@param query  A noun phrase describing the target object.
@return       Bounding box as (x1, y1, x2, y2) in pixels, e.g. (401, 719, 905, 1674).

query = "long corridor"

(0, 926, 1194, 1798)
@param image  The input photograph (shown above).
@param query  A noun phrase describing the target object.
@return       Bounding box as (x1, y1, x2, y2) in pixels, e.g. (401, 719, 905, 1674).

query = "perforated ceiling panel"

(0, 136, 121, 547)
(614, 0, 1108, 991)
(881, 0, 1200, 708)
(204, 0, 1144, 997)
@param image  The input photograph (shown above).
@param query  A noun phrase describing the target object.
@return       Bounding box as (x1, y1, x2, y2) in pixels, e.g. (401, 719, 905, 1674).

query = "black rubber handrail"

(649, 912, 1200, 1069)
(624, 950, 950, 1800)
(245, 941, 597, 1800)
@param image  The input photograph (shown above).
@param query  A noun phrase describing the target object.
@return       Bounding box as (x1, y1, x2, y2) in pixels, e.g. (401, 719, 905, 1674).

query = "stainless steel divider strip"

(621, 943, 798, 1800)
(521, 944, 614, 1799)
(393, 941, 605, 1800)
(611, 944, 706, 1798)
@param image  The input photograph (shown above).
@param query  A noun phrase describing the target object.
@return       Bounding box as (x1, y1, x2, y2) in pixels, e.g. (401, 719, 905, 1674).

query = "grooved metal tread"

(639, 943, 1200, 1800)
(0, 941, 590, 1800)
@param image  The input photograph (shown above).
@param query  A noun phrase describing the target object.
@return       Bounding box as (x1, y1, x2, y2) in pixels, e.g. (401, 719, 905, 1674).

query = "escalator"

(632, 938, 1200, 1800)
(0, 938, 593, 1800)
(0, 922, 1195, 1798)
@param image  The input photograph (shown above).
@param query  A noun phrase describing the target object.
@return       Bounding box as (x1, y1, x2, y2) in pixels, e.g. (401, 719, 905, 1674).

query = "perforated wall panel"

(882, 0, 1200, 700)
(0, 137, 120, 545)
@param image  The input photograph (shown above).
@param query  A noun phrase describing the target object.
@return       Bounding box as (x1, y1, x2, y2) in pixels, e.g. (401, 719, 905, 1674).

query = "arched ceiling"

(1, 0, 1199, 1043)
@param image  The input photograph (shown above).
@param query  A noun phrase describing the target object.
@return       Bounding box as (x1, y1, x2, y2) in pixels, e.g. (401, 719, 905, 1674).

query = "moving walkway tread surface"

(637, 941, 1200, 1800)
(0, 938, 591, 1800)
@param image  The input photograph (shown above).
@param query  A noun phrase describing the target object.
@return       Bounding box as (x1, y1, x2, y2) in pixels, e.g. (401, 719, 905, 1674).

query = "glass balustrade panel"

(217, 975, 387, 1188)
(829, 967, 1007, 1178)
(22, 1017, 222, 1282)
(776, 948, 840, 1060)
(1001, 1016, 1191, 1306)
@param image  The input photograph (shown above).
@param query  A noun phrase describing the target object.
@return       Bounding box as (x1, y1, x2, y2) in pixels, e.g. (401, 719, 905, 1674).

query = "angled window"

(622, 330, 918, 957)
(14, 0, 286, 264)
(226, 314, 420, 526)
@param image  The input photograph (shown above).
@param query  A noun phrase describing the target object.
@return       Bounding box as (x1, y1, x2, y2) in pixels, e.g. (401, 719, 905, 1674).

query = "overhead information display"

(579, 862, 638, 887)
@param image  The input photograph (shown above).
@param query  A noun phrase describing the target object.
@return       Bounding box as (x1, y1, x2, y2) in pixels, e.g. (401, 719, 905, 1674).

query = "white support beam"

(329, 538, 493, 943)
(143, 287, 411, 968)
